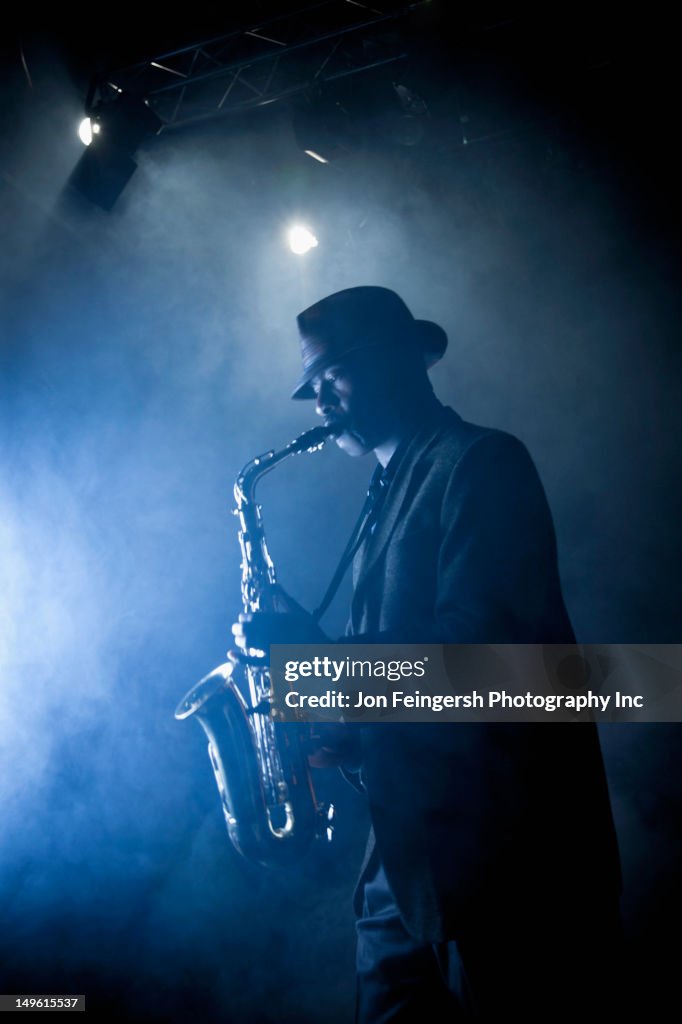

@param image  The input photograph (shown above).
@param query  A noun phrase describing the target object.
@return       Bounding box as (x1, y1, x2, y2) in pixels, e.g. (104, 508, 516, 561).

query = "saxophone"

(175, 425, 337, 868)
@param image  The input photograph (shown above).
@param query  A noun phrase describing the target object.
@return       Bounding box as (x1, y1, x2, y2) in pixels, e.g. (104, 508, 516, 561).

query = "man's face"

(310, 347, 392, 457)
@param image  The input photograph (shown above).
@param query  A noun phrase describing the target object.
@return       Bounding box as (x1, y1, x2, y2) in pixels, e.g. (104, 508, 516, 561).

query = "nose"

(315, 379, 339, 418)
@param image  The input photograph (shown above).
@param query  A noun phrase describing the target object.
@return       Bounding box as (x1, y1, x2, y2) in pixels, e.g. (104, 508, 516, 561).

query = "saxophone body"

(175, 425, 336, 867)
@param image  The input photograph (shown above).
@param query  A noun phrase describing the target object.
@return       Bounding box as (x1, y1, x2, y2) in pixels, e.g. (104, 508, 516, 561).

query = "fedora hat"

(291, 286, 448, 400)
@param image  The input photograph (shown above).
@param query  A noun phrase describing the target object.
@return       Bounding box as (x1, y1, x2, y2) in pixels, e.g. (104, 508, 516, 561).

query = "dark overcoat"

(345, 402, 622, 943)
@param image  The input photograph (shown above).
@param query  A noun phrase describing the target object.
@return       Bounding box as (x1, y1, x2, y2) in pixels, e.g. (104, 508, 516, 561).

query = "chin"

(335, 432, 372, 457)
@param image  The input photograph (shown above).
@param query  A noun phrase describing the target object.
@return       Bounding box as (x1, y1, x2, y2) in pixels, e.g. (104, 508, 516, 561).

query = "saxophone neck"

(235, 425, 336, 506)
(233, 424, 337, 613)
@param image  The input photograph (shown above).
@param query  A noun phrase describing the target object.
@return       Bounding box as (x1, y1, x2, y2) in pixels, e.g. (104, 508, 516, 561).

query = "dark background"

(1, 4, 680, 1020)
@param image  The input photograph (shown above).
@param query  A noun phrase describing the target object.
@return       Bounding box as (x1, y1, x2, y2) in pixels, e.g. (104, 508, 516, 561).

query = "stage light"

(70, 94, 163, 210)
(78, 117, 101, 146)
(287, 225, 318, 255)
(390, 83, 430, 147)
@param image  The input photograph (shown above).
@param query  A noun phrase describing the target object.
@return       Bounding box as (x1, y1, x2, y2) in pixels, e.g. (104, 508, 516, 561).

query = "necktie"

(312, 465, 386, 624)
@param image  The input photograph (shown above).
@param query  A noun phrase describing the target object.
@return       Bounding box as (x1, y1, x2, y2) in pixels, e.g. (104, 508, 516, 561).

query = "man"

(232, 286, 623, 1020)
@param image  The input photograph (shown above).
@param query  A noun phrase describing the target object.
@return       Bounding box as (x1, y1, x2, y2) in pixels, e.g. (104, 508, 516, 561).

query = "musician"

(232, 286, 624, 1020)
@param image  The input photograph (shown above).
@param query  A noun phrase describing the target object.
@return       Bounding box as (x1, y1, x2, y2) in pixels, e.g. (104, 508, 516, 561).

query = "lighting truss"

(85, 1, 430, 132)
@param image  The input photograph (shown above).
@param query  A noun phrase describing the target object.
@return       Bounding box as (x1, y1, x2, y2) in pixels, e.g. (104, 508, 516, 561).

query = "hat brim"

(291, 319, 447, 400)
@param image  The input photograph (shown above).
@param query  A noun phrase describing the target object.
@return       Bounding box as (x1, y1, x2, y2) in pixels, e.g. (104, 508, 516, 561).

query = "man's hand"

(306, 723, 363, 771)
(230, 584, 329, 658)
(229, 585, 363, 771)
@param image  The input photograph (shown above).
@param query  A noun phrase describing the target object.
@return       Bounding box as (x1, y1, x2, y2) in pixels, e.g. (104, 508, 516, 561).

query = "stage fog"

(1, 20, 680, 1021)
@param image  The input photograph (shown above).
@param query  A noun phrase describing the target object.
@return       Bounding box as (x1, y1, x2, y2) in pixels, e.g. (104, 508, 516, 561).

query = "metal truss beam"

(87, 1, 428, 131)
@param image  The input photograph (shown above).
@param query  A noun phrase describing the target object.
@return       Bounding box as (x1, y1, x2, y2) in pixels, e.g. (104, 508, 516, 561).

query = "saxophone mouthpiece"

(291, 425, 336, 452)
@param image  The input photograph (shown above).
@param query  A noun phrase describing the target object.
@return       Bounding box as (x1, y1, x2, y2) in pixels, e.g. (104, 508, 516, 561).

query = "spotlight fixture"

(77, 117, 101, 146)
(287, 225, 319, 255)
(389, 82, 430, 147)
(70, 91, 163, 210)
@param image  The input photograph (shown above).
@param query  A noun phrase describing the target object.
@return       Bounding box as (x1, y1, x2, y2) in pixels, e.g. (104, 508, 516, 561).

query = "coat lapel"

(352, 405, 459, 606)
